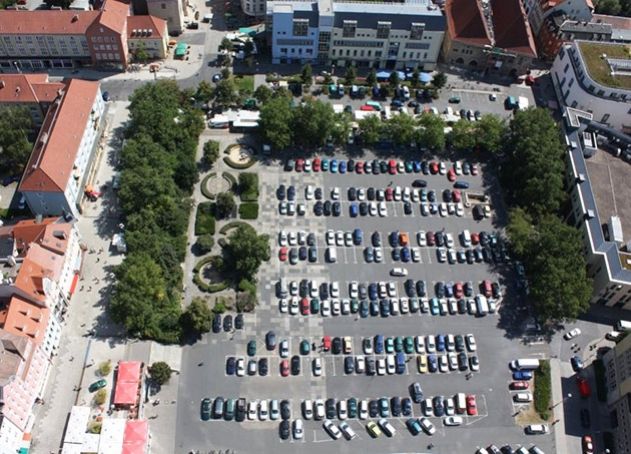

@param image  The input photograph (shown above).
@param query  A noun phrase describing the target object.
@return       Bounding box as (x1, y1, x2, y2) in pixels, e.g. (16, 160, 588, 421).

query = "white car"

(374, 248, 383, 262)
(411, 189, 420, 202)
(326, 230, 335, 245)
(386, 355, 396, 374)
(279, 230, 288, 246)
(415, 336, 425, 353)
(403, 187, 411, 201)
(356, 356, 366, 374)
(341, 299, 351, 315)
(331, 300, 341, 316)
(247, 401, 257, 420)
(420, 417, 436, 435)
(309, 281, 319, 298)
(390, 268, 408, 276)
(378, 418, 397, 437)
(315, 399, 325, 420)
(454, 161, 462, 175)
(513, 392, 533, 403)
(423, 398, 433, 416)
(525, 424, 549, 435)
(305, 185, 314, 200)
(564, 328, 581, 340)
(339, 422, 357, 440)
(259, 400, 269, 421)
(312, 358, 323, 376)
(344, 232, 353, 247)
(387, 282, 397, 297)
(444, 416, 463, 426)
(447, 203, 456, 215)
(357, 188, 366, 200)
(439, 203, 448, 217)
(338, 400, 348, 420)
(411, 248, 421, 262)
(304, 160, 312, 172)
(437, 248, 447, 262)
(298, 230, 306, 245)
(363, 338, 373, 354)
(279, 299, 288, 313)
(280, 339, 289, 358)
(369, 203, 378, 216)
(335, 231, 344, 246)
(465, 334, 477, 352)
(331, 187, 340, 200)
(394, 186, 402, 201)
(359, 400, 368, 420)
(445, 233, 454, 248)
(323, 420, 342, 439)
(439, 355, 449, 373)
(425, 335, 436, 353)
(444, 397, 455, 415)
(236, 358, 245, 377)
(288, 231, 298, 246)
(290, 298, 299, 315)
(287, 202, 296, 215)
(417, 231, 427, 246)
(378, 202, 388, 217)
(448, 353, 458, 371)
(303, 400, 314, 419)
(400, 298, 410, 314)
(378, 282, 388, 298)
(377, 358, 386, 375)
(330, 282, 340, 298)
(456, 203, 464, 217)
(390, 299, 400, 315)
(321, 300, 331, 317)
(270, 399, 280, 420)
(293, 419, 304, 439)
(349, 281, 359, 299)
(438, 162, 447, 175)
(289, 281, 299, 296)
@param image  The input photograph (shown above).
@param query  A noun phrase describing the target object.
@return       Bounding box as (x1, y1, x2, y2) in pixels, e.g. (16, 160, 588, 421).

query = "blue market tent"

(420, 72, 432, 83)
(376, 71, 391, 80)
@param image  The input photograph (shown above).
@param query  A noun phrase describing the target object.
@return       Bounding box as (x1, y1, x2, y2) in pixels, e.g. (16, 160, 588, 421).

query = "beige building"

(0, 74, 65, 126)
(604, 333, 631, 453)
(146, 0, 185, 35)
(127, 15, 169, 59)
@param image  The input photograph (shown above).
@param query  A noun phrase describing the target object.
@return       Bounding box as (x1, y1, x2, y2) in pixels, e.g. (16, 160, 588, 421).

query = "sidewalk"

(550, 358, 569, 454)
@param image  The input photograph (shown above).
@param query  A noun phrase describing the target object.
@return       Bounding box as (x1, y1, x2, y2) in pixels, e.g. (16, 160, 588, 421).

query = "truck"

(510, 358, 541, 370)
(616, 320, 631, 331)
(475, 295, 489, 316)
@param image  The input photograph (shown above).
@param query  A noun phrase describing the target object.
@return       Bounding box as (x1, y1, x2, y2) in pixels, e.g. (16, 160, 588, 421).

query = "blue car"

(321, 159, 329, 171)
(454, 180, 470, 189)
(374, 335, 384, 354)
(339, 161, 347, 174)
(406, 418, 422, 435)
(413, 161, 422, 173)
(430, 298, 440, 315)
(368, 284, 378, 300)
(353, 228, 363, 245)
(360, 300, 369, 318)
(427, 354, 438, 372)
(330, 159, 338, 173)
(513, 370, 533, 380)
(436, 334, 446, 352)
(350, 203, 358, 217)
(401, 247, 410, 262)
(389, 231, 399, 247)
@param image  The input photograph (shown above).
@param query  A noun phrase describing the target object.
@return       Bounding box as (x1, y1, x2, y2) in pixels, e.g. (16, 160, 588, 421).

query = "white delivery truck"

(510, 358, 541, 370)
(475, 295, 489, 316)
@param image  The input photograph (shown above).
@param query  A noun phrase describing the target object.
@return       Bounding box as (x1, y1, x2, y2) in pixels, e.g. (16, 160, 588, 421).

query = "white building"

(551, 41, 631, 133)
(146, 0, 185, 35)
(266, 0, 445, 70)
(18, 79, 105, 218)
(521, 0, 593, 35)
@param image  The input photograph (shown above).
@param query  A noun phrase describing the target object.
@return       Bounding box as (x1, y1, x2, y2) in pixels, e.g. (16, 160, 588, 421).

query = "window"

(161, 3, 165, 8)
(375, 50, 382, 58)
(376, 21, 391, 39)
(293, 19, 309, 37)
(410, 22, 425, 40)
(564, 63, 570, 73)
(342, 20, 356, 38)
(602, 113, 610, 123)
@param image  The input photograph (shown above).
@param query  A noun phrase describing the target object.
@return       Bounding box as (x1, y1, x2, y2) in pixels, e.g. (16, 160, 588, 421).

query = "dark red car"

(355, 161, 364, 174)
(313, 158, 321, 172)
(510, 381, 529, 390)
(279, 247, 288, 262)
(385, 187, 394, 201)
(447, 168, 456, 182)
(300, 298, 310, 315)
(280, 360, 289, 377)
(295, 159, 304, 172)
(577, 377, 591, 398)
(429, 162, 439, 174)
(466, 395, 477, 415)
(471, 232, 480, 245)
(454, 282, 464, 299)
(388, 160, 397, 175)
(322, 336, 331, 351)
(426, 231, 435, 246)
(482, 280, 492, 298)
(452, 190, 461, 203)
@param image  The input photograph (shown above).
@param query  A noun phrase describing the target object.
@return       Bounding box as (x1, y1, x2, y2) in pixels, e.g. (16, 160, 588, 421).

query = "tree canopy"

(0, 106, 34, 175)
(383, 113, 416, 148)
(258, 97, 293, 150)
(148, 362, 173, 385)
(181, 297, 212, 336)
(594, 0, 631, 16)
(223, 225, 270, 282)
(417, 113, 446, 151)
(449, 115, 506, 153)
(358, 115, 383, 146)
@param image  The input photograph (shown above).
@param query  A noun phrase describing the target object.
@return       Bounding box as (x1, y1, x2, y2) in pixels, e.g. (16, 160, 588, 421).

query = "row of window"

(330, 48, 430, 60)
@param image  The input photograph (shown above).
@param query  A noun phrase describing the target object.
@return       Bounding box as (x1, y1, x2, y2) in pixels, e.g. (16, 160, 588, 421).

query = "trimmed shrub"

(238, 172, 259, 202)
(195, 202, 216, 235)
(94, 389, 107, 406)
(219, 221, 251, 235)
(200, 172, 217, 200)
(222, 172, 237, 191)
(223, 156, 256, 170)
(534, 360, 551, 420)
(195, 234, 214, 254)
(239, 203, 259, 220)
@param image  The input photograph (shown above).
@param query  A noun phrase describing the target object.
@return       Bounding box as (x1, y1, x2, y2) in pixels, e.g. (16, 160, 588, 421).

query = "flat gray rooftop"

(585, 149, 631, 242)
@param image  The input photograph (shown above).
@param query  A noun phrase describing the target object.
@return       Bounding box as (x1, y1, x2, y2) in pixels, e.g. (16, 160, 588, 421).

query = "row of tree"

(110, 80, 205, 343)
(503, 109, 591, 323)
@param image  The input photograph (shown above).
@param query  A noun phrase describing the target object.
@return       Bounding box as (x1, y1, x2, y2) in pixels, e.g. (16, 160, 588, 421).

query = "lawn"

(195, 202, 216, 235)
(234, 75, 254, 93)
(238, 172, 259, 202)
(239, 203, 259, 220)
(578, 42, 631, 90)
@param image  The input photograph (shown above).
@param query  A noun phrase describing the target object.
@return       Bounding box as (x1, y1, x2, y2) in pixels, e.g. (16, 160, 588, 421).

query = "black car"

(458, 299, 467, 314)
(332, 202, 341, 217)
(359, 202, 368, 216)
(287, 186, 296, 201)
(280, 420, 290, 440)
(332, 337, 342, 354)
(380, 299, 390, 317)
(213, 397, 224, 419)
(416, 280, 426, 297)
(212, 314, 221, 333)
(435, 282, 445, 298)
(298, 247, 307, 261)
(320, 283, 329, 299)
(348, 187, 357, 201)
(380, 161, 389, 173)
(466, 249, 475, 264)
(348, 159, 355, 171)
(405, 279, 416, 297)
(314, 201, 323, 216)
(344, 356, 355, 374)
(402, 397, 412, 416)
(326, 399, 336, 419)
(259, 358, 269, 376)
(370, 300, 379, 316)
(500, 446, 514, 454)
(428, 190, 436, 202)
(323, 201, 332, 216)
(435, 231, 445, 246)
(580, 408, 591, 428)
(367, 187, 376, 200)
(433, 396, 445, 417)
(443, 189, 452, 202)
(369, 399, 379, 417)
(412, 179, 427, 188)
(234, 314, 243, 330)
(291, 355, 301, 375)
(281, 399, 291, 420)
(226, 357, 236, 375)
(458, 352, 468, 371)
(266, 331, 277, 350)
(366, 357, 376, 375)
(308, 247, 317, 263)
(371, 231, 381, 247)
(277, 185, 286, 200)
(201, 398, 212, 421)
(307, 233, 316, 246)
(392, 248, 401, 261)
(403, 202, 412, 215)
(391, 396, 402, 417)
(236, 398, 246, 422)
(314, 187, 323, 200)
(285, 160, 295, 171)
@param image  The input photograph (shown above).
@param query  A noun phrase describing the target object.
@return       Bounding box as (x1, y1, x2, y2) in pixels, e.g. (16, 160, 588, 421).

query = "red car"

(280, 360, 289, 377)
(388, 160, 397, 175)
(313, 157, 321, 172)
(426, 231, 435, 246)
(452, 190, 461, 203)
(466, 395, 477, 415)
(322, 336, 331, 351)
(510, 381, 529, 390)
(454, 282, 464, 298)
(482, 280, 492, 298)
(582, 435, 594, 454)
(279, 247, 288, 262)
(385, 187, 394, 201)
(577, 377, 592, 398)
(300, 298, 310, 315)
(471, 232, 480, 245)
(295, 159, 304, 172)
(360, 105, 375, 111)
(471, 164, 479, 175)
(447, 168, 456, 182)
(355, 161, 364, 174)
(429, 162, 439, 174)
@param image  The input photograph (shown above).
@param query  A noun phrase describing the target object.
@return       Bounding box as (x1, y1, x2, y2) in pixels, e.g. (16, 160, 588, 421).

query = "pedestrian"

(96, 258, 100, 263)
(69, 356, 74, 362)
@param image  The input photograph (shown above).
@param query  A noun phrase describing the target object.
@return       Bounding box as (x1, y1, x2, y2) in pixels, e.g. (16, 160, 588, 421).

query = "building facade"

(0, 75, 65, 126)
(18, 79, 105, 217)
(551, 41, 631, 132)
(441, 0, 537, 77)
(242, 0, 266, 18)
(145, 0, 185, 35)
(521, 0, 593, 35)
(127, 15, 169, 59)
(266, 0, 445, 70)
(604, 333, 631, 454)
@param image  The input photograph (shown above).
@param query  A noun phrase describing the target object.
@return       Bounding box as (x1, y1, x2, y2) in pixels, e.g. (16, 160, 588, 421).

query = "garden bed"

(194, 202, 216, 235)
(534, 360, 551, 420)
(193, 256, 229, 293)
(200, 172, 217, 200)
(239, 203, 259, 220)
(222, 172, 237, 190)
(219, 221, 252, 235)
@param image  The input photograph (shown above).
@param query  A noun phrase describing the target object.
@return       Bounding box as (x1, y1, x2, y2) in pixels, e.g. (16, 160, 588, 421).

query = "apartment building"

(537, 14, 613, 60)
(266, 0, 445, 70)
(145, 0, 185, 35)
(521, 0, 593, 36)
(0, 216, 82, 454)
(127, 15, 169, 59)
(604, 333, 631, 454)
(242, 0, 266, 18)
(441, 0, 537, 77)
(551, 41, 631, 132)
(0, 74, 65, 127)
(18, 78, 105, 217)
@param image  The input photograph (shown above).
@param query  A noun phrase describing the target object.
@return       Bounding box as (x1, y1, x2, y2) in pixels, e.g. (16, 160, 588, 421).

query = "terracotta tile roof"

(40, 224, 72, 255)
(445, 0, 492, 46)
(0, 218, 58, 257)
(593, 13, 631, 30)
(14, 258, 49, 305)
(19, 79, 100, 194)
(24, 244, 64, 282)
(127, 15, 167, 39)
(96, 0, 129, 34)
(0, 10, 98, 35)
(0, 330, 30, 385)
(1, 296, 49, 345)
(0, 75, 65, 105)
(491, 0, 537, 57)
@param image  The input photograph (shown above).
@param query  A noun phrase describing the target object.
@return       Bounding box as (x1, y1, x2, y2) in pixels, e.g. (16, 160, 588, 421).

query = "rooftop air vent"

(585, 209, 595, 219)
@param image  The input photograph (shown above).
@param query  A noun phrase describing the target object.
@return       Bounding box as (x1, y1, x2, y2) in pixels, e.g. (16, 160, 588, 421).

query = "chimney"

(0, 80, 4, 89)
(35, 214, 43, 224)
(72, 14, 79, 22)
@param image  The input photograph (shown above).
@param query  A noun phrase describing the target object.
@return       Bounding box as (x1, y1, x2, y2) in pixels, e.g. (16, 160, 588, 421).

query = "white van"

(510, 358, 541, 370)
(302, 400, 313, 419)
(326, 247, 337, 263)
(475, 295, 489, 316)
(513, 392, 533, 403)
(525, 424, 549, 434)
(455, 393, 466, 414)
(461, 229, 471, 247)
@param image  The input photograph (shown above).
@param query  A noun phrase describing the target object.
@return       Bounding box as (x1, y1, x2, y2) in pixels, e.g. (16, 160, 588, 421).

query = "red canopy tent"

(113, 361, 142, 406)
(122, 420, 149, 454)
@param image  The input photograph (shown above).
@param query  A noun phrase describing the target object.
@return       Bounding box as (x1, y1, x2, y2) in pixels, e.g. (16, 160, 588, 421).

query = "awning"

(118, 361, 142, 382)
(238, 27, 256, 36)
(69, 273, 79, 296)
(113, 382, 137, 406)
(376, 71, 390, 79)
(420, 72, 432, 83)
(122, 420, 148, 454)
(396, 71, 406, 80)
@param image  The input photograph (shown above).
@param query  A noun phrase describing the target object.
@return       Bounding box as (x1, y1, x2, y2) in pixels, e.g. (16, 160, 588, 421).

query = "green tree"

(0, 106, 34, 175)
(133, 42, 150, 63)
(223, 225, 270, 281)
(358, 115, 383, 146)
(388, 71, 400, 87)
(215, 192, 236, 219)
(291, 100, 335, 148)
(301, 63, 313, 86)
(476, 114, 506, 153)
(432, 72, 447, 89)
(417, 113, 446, 151)
(196, 81, 214, 103)
(220, 68, 232, 80)
(506, 208, 535, 257)
(259, 97, 294, 150)
(195, 234, 214, 254)
(181, 297, 212, 335)
(366, 69, 377, 87)
(449, 119, 476, 151)
(219, 37, 233, 51)
(148, 361, 173, 385)
(595, 0, 621, 14)
(94, 389, 107, 406)
(253, 84, 273, 104)
(238, 172, 258, 196)
(410, 69, 420, 88)
(214, 79, 239, 107)
(202, 140, 220, 168)
(330, 113, 352, 146)
(384, 113, 416, 148)
(344, 66, 357, 85)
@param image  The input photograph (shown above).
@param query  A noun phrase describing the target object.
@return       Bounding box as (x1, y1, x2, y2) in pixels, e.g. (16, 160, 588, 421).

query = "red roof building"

(442, 0, 537, 76)
(0, 75, 66, 126)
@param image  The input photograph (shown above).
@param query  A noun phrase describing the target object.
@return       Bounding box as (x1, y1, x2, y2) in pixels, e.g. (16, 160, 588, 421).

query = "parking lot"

(175, 153, 555, 454)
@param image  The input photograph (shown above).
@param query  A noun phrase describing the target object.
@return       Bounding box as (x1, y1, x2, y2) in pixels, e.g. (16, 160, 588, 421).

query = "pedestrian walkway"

(550, 358, 569, 454)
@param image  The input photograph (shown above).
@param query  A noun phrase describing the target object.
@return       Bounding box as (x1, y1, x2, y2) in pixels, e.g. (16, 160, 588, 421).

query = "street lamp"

(549, 392, 572, 410)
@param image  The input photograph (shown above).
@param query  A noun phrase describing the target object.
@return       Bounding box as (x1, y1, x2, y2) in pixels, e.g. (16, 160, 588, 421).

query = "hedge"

(222, 172, 237, 191)
(239, 203, 259, 220)
(218, 238, 228, 248)
(534, 360, 551, 420)
(594, 359, 607, 402)
(200, 172, 217, 200)
(194, 202, 216, 235)
(238, 172, 259, 202)
(223, 156, 256, 170)
(219, 221, 252, 235)
(192, 256, 229, 293)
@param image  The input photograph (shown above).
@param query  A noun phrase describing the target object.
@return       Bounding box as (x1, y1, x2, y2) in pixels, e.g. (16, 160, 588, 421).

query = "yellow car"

(366, 421, 382, 438)
(417, 354, 428, 374)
